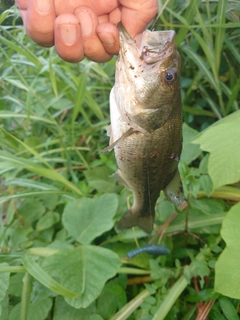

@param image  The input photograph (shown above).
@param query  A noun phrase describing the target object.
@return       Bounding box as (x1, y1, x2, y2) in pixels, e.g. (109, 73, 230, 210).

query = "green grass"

(0, 2, 240, 319)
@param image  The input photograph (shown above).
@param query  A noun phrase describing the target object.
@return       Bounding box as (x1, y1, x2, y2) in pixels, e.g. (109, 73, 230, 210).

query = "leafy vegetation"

(0, 1, 240, 319)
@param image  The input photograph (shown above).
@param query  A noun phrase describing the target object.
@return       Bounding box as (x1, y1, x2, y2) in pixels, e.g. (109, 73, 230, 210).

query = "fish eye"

(163, 69, 177, 84)
(165, 73, 174, 81)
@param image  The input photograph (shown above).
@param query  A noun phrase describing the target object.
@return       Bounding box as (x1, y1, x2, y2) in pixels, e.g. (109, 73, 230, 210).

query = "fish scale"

(107, 23, 185, 234)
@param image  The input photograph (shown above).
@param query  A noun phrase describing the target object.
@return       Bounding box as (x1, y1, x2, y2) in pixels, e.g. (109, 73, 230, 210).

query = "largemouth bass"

(108, 23, 185, 234)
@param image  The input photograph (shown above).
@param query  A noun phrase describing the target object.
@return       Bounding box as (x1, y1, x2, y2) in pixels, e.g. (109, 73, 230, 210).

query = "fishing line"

(151, 0, 171, 31)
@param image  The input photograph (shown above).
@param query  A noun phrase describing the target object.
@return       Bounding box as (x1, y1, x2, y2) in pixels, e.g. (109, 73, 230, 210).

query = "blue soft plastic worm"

(127, 244, 170, 259)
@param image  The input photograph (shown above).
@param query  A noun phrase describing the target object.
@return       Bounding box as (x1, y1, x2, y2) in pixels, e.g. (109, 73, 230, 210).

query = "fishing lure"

(127, 244, 170, 259)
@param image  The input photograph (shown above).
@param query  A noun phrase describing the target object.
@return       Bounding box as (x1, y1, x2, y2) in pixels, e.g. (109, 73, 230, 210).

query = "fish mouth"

(117, 22, 176, 65)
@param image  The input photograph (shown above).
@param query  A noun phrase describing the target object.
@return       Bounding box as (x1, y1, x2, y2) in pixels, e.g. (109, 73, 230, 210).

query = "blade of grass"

(110, 289, 150, 320)
(49, 50, 59, 97)
(190, 30, 216, 80)
(0, 265, 25, 273)
(22, 254, 79, 298)
(182, 106, 216, 118)
(1, 127, 52, 169)
(181, 45, 220, 97)
(72, 72, 87, 124)
(118, 268, 151, 275)
(220, 80, 239, 113)
(215, 0, 228, 73)
(0, 151, 83, 195)
(0, 191, 74, 205)
(0, 111, 56, 124)
(5, 178, 60, 190)
(0, 31, 42, 69)
(20, 272, 31, 320)
(170, 0, 202, 46)
(225, 38, 240, 64)
(85, 90, 104, 121)
(198, 84, 222, 119)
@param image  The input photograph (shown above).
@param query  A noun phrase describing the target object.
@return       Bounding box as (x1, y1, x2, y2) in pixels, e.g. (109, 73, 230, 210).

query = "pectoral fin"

(107, 125, 112, 138)
(163, 170, 185, 206)
(99, 127, 135, 153)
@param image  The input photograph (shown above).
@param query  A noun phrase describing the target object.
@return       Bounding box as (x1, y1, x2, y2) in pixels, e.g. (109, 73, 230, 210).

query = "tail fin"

(117, 208, 154, 234)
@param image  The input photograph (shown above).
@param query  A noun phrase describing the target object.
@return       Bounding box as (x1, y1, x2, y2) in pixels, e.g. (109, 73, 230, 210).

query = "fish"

(127, 244, 170, 259)
(107, 22, 185, 234)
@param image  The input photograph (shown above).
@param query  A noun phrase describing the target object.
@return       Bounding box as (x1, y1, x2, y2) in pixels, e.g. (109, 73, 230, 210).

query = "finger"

(54, 0, 119, 16)
(97, 23, 119, 55)
(15, 0, 28, 26)
(108, 7, 121, 25)
(54, 14, 84, 62)
(15, 0, 28, 10)
(26, 0, 56, 47)
(74, 6, 113, 62)
(120, 0, 158, 38)
(98, 14, 109, 25)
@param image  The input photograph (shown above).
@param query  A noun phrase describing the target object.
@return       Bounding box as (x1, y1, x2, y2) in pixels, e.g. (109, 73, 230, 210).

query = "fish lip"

(117, 22, 176, 65)
(140, 29, 176, 64)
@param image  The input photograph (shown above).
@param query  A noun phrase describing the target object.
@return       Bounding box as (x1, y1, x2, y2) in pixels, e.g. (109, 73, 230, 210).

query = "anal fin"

(111, 170, 131, 189)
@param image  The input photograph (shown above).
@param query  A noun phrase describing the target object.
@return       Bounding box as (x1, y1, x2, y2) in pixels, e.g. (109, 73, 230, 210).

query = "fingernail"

(35, 0, 51, 12)
(98, 32, 115, 46)
(59, 25, 77, 46)
(78, 11, 93, 36)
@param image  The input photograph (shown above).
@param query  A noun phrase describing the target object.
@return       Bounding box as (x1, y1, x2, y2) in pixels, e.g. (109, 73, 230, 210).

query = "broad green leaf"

(84, 167, 117, 193)
(0, 295, 8, 320)
(8, 273, 24, 298)
(53, 296, 97, 320)
(181, 123, 201, 165)
(90, 315, 104, 320)
(189, 198, 225, 217)
(190, 260, 210, 286)
(97, 284, 126, 319)
(0, 263, 10, 302)
(42, 246, 122, 308)
(19, 199, 45, 225)
(31, 280, 56, 303)
(215, 202, 240, 299)
(9, 298, 52, 320)
(185, 288, 218, 303)
(36, 211, 60, 231)
(193, 111, 240, 189)
(22, 255, 79, 298)
(62, 194, 118, 244)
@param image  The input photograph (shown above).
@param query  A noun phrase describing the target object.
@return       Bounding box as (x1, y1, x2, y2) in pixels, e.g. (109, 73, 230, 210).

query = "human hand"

(15, 0, 158, 63)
